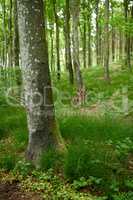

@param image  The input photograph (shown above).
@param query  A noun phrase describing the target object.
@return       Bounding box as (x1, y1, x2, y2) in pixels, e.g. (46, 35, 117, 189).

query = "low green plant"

(40, 149, 64, 171)
(113, 192, 133, 200)
(13, 160, 33, 177)
(125, 179, 133, 190)
(72, 177, 89, 190)
(0, 153, 16, 171)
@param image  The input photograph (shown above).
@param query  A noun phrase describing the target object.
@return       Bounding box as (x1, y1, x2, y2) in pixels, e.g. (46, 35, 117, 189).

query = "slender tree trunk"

(2, 0, 7, 68)
(83, 20, 87, 68)
(13, 0, 19, 67)
(119, 30, 123, 60)
(104, 0, 110, 82)
(53, 0, 61, 80)
(8, 0, 13, 67)
(64, 0, 74, 84)
(2, 0, 7, 81)
(124, 0, 131, 71)
(99, 20, 102, 65)
(87, 1, 92, 67)
(88, 21, 92, 67)
(131, 5, 133, 54)
(70, 0, 83, 89)
(111, 4, 115, 62)
(50, 30, 54, 72)
(83, 0, 87, 68)
(17, 0, 65, 165)
(95, 0, 100, 65)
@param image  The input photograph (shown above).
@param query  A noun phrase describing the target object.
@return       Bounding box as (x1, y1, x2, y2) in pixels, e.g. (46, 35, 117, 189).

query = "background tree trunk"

(111, 3, 115, 62)
(50, 30, 54, 72)
(2, 0, 7, 68)
(64, 0, 74, 84)
(95, 0, 100, 65)
(124, 0, 131, 71)
(53, 0, 61, 80)
(13, 0, 19, 67)
(70, 0, 83, 89)
(87, 1, 92, 67)
(8, 0, 13, 67)
(83, 0, 87, 69)
(104, 0, 110, 82)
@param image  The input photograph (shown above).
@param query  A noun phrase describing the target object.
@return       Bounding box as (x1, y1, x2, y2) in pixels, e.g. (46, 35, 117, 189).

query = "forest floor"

(0, 181, 42, 200)
(0, 64, 133, 200)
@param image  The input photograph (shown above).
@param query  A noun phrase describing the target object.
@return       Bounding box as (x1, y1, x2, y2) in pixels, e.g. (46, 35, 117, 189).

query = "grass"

(0, 66, 133, 199)
(59, 116, 133, 143)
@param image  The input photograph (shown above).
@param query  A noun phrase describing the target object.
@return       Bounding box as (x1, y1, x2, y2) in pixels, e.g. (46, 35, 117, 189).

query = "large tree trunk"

(70, 0, 83, 89)
(104, 0, 110, 82)
(17, 0, 65, 165)
(13, 0, 19, 67)
(53, 0, 61, 80)
(64, 0, 74, 84)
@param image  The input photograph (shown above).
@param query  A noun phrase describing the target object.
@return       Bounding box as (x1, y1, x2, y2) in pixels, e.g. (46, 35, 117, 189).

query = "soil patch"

(0, 181, 42, 200)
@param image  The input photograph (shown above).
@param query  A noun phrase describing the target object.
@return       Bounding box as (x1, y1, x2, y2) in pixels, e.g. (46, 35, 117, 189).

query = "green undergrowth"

(0, 66, 133, 199)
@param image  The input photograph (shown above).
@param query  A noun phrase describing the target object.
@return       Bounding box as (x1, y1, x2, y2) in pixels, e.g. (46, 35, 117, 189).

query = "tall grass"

(59, 116, 133, 143)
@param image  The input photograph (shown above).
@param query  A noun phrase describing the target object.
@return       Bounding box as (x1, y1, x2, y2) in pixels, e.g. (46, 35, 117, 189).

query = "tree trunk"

(111, 4, 115, 62)
(8, 0, 13, 67)
(17, 0, 65, 165)
(64, 0, 74, 84)
(124, 0, 131, 71)
(88, 21, 92, 67)
(13, 0, 19, 67)
(53, 0, 61, 80)
(70, 0, 83, 89)
(83, 0, 87, 69)
(2, 0, 7, 68)
(95, 0, 100, 65)
(131, 5, 133, 54)
(104, 0, 110, 82)
(50, 30, 54, 72)
(119, 30, 123, 60)
(87, 1, 92, 67)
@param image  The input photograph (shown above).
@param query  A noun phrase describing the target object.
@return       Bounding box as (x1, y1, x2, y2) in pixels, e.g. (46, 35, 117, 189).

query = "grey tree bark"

(2, 0, 7, 68)
(70, 0, 83, 89)
(111, 3, 115, 62)
(13, 0, 19, 67)
(104, 0, 110, 82)
(124, 0, 132, 71)
(95, 0, 100, 65)
(53, 0, 61, 80)
(83, 0, 87, 69)
(87, 1, 92, 67)
(64, 0, 74, 84)
(50, 30, 54, 72)
(8, 0, 13, 67)
(17, 0, 65, 165)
